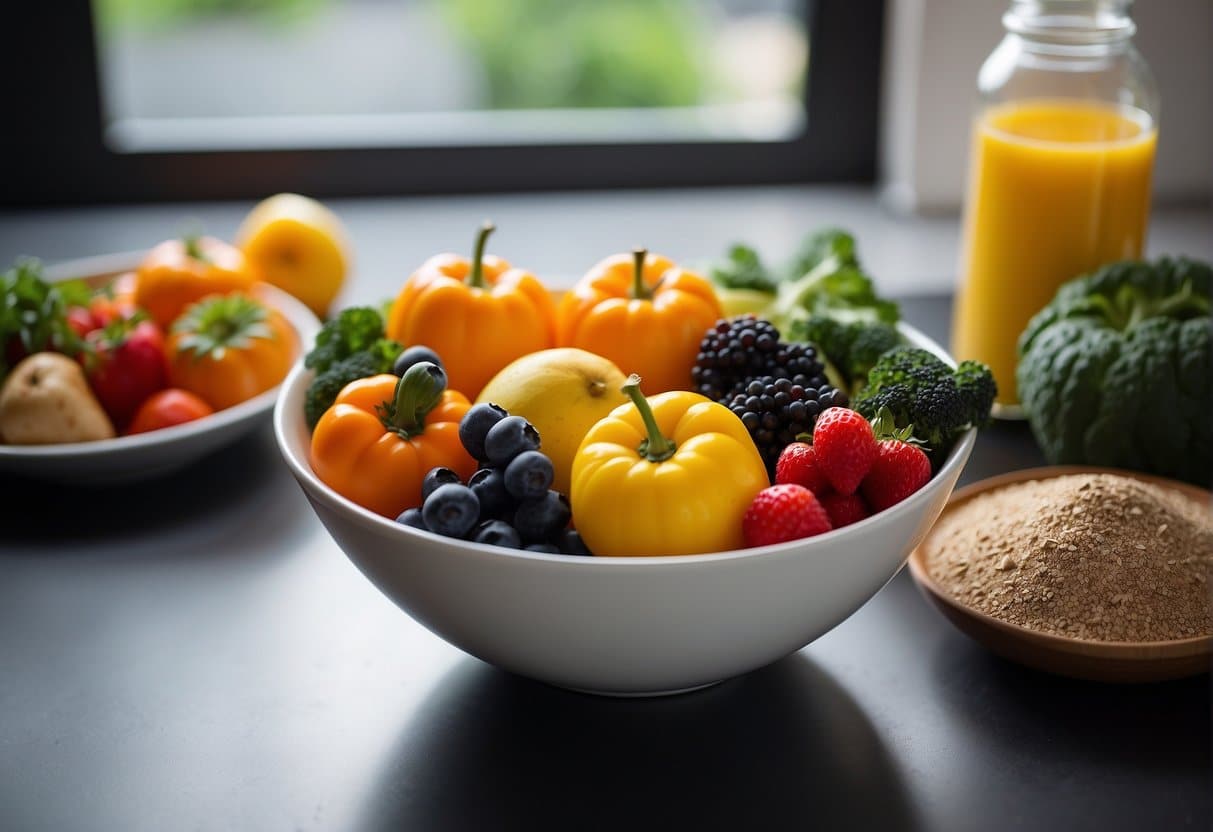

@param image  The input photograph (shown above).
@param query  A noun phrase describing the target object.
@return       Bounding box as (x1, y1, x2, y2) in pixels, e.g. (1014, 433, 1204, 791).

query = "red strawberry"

(861, 439, 931, 511)
(743, 484, 833, 547)
(85, 318, 169, 431)
(811, 407, 876, 495)
(774, 442, 830, 496)
(820, 492, 870, 528)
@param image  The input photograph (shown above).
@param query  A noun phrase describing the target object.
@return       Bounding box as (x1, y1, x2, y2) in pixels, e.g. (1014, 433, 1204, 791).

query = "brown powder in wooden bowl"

(925, 473, 1213, 642)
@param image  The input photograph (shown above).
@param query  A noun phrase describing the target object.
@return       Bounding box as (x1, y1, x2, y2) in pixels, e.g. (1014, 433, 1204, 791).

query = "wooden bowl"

(908, 466, 1212, 683)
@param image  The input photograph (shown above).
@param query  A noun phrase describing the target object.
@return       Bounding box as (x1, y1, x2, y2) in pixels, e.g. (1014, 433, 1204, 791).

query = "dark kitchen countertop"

(1, 211, 1209, 830)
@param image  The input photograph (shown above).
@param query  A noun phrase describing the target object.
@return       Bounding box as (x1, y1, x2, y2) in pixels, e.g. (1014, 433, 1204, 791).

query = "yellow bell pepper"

(571, 374, 769, 556)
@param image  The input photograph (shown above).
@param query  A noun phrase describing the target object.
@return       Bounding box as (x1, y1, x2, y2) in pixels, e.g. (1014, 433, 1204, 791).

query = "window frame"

(4, 0, 885, 205)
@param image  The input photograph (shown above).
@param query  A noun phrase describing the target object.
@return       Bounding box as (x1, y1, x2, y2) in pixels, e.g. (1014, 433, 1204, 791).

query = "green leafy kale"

(710, 244, 779, 293)
(1, 258, 92, 382)
(770, 229, 898, 332)
(1017, 257, 1211, 485)
(303, 305, 403, 429)
(785, 227, 859, 282)
(853, 347, 996, 466)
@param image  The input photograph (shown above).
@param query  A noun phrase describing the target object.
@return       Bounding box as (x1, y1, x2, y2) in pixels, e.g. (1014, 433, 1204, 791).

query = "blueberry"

(468, 467, 513, 520)
(559, 529, 592, 556)
(459, 402, 509, 461)
(513, 490, 571, 543)
(483, 415, 541, 465)
(472, 520, 522, 549)
(421, 484, 480, 538)
(503, 451, 554, 500)
(395, 507, 427, 531)
(421, 466, 461, 503)
(392, 345, 444, 377)
(524, 542, 560, 554)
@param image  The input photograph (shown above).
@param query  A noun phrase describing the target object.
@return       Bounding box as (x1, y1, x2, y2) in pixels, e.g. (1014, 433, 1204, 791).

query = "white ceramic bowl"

(0, 254, 321, 484)
(275, 324, 975, 696)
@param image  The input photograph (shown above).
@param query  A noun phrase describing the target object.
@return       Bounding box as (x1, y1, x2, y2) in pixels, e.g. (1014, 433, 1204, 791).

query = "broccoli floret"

(954, 359, 998, 428)
(863, 346, 953, 390)
(1018, 257, 1211, 486)
(791, 315, 901, 393)
(305, 306, 392, 373)
(854, 347, 996, 464)
(847, 322, 903, 385)
(304, 347, 402, 429)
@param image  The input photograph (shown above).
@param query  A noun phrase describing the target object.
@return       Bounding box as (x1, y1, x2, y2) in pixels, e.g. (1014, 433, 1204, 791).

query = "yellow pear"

(477, 349, 628, 495)
(236, 193, 349, 317)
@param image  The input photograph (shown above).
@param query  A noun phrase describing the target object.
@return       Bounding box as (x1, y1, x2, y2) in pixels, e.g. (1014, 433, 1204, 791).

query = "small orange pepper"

(135, 236, 255, 328)
(310, 364, 477, 518)
(556, 249, 722, 395)
(385, 222, 555, 400)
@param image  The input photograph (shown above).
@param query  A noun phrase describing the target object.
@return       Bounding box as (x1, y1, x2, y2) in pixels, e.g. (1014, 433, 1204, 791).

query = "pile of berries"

(398, 402, 591, 555)
(743, 406, 932, 547)
(691, 316, 847, 472)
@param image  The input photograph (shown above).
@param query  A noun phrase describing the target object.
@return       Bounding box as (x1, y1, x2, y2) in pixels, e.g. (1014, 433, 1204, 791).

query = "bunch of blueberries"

(397, 401, 592, 555)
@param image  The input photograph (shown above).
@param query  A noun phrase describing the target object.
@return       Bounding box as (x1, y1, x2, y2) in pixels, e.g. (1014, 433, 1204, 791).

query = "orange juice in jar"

(951, 0, 1158, 414)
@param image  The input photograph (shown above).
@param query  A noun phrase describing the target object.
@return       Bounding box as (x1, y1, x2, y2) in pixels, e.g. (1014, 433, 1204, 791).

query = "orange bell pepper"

(135, 236, 255, 328)
(556, 249, 722, 395)
(385, 223, 555, 400)
(310, 364, 477, 518)
(166, 293, 297, 410)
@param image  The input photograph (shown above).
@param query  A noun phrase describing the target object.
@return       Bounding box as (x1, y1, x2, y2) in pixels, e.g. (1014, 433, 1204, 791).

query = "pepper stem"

(631, 248, 652, 300)
(622, 374, 676, 462)
(183, 235, 210, 264)
(384, 361, 446, 437)
(467, 221, 496, 289)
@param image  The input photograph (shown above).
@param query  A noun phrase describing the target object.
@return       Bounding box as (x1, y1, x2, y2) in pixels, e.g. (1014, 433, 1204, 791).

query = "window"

(5, 0, 884, 204)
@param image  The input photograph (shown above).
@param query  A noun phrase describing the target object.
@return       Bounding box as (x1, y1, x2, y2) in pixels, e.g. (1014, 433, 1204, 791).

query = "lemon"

(236, 193, 350, 317)
(477, 349, 628, 495)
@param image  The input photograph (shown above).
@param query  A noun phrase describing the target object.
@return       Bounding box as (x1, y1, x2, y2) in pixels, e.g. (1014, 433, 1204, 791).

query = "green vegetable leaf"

(710, 244, 780, 293)
(786, 228, 858, 281)
(0, 258, 90, 383)
(771, 260, 899, 332)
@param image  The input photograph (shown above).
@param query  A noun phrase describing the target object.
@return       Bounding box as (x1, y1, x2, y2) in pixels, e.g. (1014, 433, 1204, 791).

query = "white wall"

(880, 0, 1213, 213)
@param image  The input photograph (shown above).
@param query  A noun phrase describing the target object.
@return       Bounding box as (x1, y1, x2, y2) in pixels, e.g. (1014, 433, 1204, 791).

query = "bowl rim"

(907, 465, 1213, 654)
(0, 253, 321, 459)
(275, 318, 977, 565)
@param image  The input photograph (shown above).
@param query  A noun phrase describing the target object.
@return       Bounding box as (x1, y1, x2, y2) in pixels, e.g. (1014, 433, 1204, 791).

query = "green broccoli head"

(1017, 257, 1211, 486)
(863, 346, 953, 390)
(954, 360, 998, 428)
(305, 306, 390, 373)
(304, 345, 403, 430)
(854, 347, 996, 464)
(791, 315, 902, 394)
(847, 322, 903, 385)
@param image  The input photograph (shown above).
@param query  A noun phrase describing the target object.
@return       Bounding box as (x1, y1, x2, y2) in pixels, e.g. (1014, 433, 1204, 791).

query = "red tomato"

(86, 319, 170, 430)
(126, 389, 214, 435)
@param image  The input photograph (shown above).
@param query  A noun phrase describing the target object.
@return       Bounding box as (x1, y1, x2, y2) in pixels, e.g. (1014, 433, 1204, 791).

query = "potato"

(0, 352, 116, 444)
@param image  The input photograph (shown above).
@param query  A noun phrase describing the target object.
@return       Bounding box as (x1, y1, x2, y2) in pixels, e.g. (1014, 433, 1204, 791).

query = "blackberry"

(691, 315, 847, 472)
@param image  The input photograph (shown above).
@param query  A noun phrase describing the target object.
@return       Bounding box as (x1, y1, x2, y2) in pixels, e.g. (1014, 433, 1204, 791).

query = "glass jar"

(951, 0, 1159, 416)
